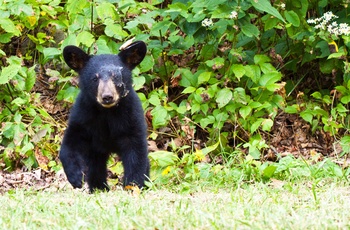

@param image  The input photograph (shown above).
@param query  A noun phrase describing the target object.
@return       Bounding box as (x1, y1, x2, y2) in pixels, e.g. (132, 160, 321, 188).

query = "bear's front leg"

(119, 136, 150, 189)
(60, 126, 89, 189)
(86, 152, 110, 193)
(60, 143, 86, 189)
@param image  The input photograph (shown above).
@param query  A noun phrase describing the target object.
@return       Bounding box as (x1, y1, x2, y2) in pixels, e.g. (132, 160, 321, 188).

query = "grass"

(1, 180, 350, 229)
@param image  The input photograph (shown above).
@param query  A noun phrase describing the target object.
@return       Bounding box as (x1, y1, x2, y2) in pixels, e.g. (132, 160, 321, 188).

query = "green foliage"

(0, 0, 349, 187)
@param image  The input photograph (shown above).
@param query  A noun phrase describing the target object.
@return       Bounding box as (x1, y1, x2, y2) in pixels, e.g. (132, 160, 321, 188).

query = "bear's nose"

(102, 94, 114, 104)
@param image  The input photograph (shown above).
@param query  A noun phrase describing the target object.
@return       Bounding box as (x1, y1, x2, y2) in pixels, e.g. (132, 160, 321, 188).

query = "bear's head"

(63, 41, 147, 108)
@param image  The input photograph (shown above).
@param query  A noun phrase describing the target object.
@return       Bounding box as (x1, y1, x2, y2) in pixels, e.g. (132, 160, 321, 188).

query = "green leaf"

(140, 56, 154, 73)
(0, 65, 20, 85)
(261, 118, 273, 131)
(105, 22, 129, 40)
(76, 31, 95, 47)
(284, 10, 300, 27)
(96, 2, 118, 21)
(340, 136, 350, 154)
(241, 24, 260, 38)
(216, 88, 232, 108)
(244, 65, 261, 83)
(25, 66, 36, 91)
(300, 111, 313, 124)
(11, 97, 27, 106)
(133, 76, 146, 91)
(182, 86, 196, 94)
(259, 72, 281, 86)
(42, 48, 61, 64)
(198, 71, 212, 85)
(251, 118, 263, 133)
(233, 87, 248, 105)
(251, 0, 286, 23)
(201, 141, 220, 155)
(0, 18, 21, 36)
(149, 94, 161, 106)
(262, 165, 277, 179)
(341, 95, 350, 104)
(239, 105, 252, 119)
(151, 106, 170, 129)
(149, 151, 178, 167)
(231, 64, 245, 80)
(285, 105, 299, 114)
(254, 55, 270, 65)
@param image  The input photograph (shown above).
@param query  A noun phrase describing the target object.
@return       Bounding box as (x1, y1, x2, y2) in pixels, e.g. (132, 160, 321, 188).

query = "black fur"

(60, 41, 149, 193)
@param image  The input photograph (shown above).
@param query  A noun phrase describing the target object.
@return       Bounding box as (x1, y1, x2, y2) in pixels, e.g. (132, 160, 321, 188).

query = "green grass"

(1, 181, 350, 229)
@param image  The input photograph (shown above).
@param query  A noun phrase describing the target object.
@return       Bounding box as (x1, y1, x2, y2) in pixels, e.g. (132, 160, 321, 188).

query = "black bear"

(60, 41, 149, 193)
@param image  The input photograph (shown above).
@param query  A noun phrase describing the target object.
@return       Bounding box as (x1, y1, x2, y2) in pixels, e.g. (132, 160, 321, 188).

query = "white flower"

(339, 23, 350, 35)
(323, 11, 338, 22)
(307, 11, 350, 36)
(202, 18, 213, 27)
(280, 3, 285, 9)
(229, 11, 238, 19)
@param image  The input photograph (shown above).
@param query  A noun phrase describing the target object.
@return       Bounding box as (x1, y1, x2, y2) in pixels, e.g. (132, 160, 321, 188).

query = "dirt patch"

(0, 169, 68, 194)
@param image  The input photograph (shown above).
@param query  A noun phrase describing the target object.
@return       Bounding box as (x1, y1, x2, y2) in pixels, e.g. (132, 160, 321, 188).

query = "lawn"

(1, 181, 349, 229)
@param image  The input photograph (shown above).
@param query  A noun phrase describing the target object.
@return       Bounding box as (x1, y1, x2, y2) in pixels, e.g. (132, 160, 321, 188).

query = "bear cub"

(60, 41, 149, 193)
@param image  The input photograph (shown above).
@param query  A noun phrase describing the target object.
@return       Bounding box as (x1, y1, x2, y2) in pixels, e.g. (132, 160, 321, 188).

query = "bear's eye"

(92, 74, 99, 82)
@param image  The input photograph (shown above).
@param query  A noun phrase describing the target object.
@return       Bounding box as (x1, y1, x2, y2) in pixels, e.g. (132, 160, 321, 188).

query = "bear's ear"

(63, 46, 90, 72)
(118, 41, 147, 70)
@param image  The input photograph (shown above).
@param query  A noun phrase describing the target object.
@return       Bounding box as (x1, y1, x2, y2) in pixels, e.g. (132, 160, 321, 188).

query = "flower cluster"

(229, 11, 238, 19)
(202, 18, 213, 27)
(307, 11, 350, 36)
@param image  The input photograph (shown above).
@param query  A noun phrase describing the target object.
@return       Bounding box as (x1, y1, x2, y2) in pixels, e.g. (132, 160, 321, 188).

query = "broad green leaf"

(262, 165, 277, 179)
(216, 88, 232, 108)
(244, 65, 260, 83)
(149, 151, 178, 167)
(182, 86, 196, 94)
(340, 136, 350, 153)
(231, 64, 245, 80)
(149, 94, 161, 106)
(259, 72, 282, 86)
(205, 57, 225, 69)
(251, 0, 285, 23)
(336, 103, 348, 113)
(311, 92, 322, 100)
(0, 65, 20, 84)
(241, 24, 260, 38)
(285, 105, 299, 114)
(76, 31, 95, 47)
(0, 18, 21, 36)
(105, 23, 129, 40)
(200, 116, 215, 128)
(198, 71, 211, 85)
(42, 48, 61, 64)
(251, 118, 263, 133)
(254, 55, 270, 65)
(151, 106, 169, 129)
(11, 97, 27, 106)
(261, 118, 273, 131)
(341, 95, 350, 104)
(96, 2, 118, 21)
(300, 111, 313, 124)
(239, 105, 252, 119)
(133, 76, 146, 91)
(140, 55, 154, 72)
(284, 10, 300, 27)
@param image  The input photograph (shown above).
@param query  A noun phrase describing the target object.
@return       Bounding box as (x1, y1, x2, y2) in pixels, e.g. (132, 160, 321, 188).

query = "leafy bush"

(0, 0, 349, 185)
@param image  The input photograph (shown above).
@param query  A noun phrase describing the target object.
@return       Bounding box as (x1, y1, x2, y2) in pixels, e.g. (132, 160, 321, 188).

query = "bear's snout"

(97, 78, 119, 108)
